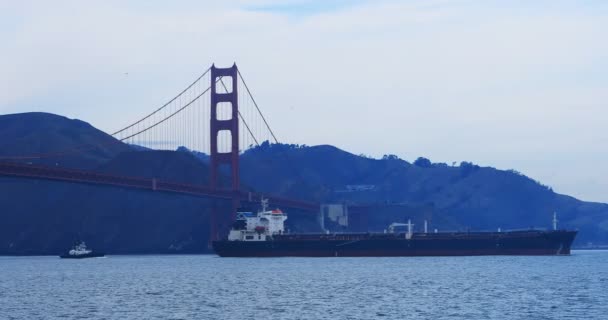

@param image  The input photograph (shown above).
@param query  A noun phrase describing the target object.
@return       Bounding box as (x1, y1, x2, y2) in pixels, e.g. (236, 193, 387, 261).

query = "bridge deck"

(0, 161, 318, 211)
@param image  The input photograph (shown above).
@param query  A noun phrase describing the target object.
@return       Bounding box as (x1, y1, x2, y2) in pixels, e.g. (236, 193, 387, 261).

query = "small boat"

(60, 242, 104, 259)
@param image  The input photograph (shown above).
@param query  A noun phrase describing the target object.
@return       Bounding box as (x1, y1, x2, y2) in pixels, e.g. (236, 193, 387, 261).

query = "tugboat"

(60, 242, 105, 259)
(212, 200, 577, 257)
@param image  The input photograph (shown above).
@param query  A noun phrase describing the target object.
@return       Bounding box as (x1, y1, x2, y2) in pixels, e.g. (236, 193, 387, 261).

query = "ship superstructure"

(227, 199, 287, 242)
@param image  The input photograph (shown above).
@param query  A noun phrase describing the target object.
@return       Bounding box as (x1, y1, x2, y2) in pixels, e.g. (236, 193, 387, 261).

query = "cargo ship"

(212, 200, 577, 257)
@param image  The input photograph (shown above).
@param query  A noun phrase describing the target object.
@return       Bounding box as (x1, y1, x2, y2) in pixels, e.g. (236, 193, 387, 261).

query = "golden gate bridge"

(0, 64, 321, 241)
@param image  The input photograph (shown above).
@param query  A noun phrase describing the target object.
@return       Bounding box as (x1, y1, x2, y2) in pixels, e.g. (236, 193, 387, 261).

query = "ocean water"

(1, 251, 607, 319)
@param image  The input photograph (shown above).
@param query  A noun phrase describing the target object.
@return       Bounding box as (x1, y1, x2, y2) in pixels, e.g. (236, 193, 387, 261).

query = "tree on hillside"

(460, 161, 480, 177)
(414, 157, 432, 168)
(382, 154, 400, 161)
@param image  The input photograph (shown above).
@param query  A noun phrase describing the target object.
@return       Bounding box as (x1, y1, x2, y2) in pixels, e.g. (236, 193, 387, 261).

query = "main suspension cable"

(118, 80, 215, 141)
(237, 69, 279, 144)
(112, 67, 211, 136)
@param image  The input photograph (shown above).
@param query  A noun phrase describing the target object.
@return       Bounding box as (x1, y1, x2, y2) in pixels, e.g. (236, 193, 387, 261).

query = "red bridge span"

(0, 161, 319, 212)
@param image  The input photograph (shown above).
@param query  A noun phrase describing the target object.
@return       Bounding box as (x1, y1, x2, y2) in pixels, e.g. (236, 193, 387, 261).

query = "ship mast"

(553, 212, 558, 231)
(406, 219, 413, 239)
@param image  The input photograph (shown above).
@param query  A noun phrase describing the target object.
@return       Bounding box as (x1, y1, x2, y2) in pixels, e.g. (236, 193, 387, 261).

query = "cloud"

(1, 0, 607, 201)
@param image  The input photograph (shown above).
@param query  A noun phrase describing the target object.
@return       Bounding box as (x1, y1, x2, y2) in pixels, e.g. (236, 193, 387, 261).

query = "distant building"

(320, 204, 349, 229)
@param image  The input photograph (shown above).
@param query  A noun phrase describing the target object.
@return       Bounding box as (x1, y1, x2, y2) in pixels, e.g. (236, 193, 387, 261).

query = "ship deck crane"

(388, 220, 414, 239)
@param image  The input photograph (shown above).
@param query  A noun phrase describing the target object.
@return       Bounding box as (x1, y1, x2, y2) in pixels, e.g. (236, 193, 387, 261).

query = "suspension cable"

(119, 81, 214, 141)
(236, 67, 314, 192)
(0, 67, 216, 159)
(237, 69, 279, 144)
(112, 67, 211, 136)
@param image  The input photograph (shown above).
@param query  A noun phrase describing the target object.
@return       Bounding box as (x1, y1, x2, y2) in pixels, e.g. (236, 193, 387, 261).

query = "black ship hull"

(212, 230, 577, 257)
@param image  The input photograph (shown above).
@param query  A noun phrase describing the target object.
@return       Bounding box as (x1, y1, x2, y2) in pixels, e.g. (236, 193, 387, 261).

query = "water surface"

(1, 251, 607, 319)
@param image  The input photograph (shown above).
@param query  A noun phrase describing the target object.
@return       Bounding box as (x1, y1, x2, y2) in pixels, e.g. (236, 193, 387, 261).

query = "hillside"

(239, 142, 608, 244)
(0, 112, 607, 254)
(0, 114, 214, 254)
(0, 112, 131, 169)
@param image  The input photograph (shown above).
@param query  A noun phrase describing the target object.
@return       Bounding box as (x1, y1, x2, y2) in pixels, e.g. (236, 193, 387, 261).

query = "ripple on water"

(0, 252, 607, 319)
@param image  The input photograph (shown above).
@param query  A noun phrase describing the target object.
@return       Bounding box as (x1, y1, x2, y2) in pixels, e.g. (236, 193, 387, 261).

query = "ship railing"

(419, 228, 550, 233)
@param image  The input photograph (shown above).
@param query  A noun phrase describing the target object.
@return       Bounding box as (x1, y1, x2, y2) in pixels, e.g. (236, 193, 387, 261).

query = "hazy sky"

(1, 0, 607, 202)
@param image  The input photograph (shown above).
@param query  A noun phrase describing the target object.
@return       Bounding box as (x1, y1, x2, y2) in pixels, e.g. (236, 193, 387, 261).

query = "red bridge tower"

(209, 64, 240, 241)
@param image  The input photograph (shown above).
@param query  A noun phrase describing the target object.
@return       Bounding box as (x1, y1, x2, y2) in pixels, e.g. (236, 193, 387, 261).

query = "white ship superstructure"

(228, 199, 287, 241)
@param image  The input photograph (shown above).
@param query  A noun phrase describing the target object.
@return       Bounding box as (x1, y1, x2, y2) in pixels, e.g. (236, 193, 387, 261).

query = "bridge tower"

(209, 64, 240, 241)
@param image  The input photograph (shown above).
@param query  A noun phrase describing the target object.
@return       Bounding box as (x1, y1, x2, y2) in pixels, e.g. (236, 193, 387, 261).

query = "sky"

(1, 0, 607, 202)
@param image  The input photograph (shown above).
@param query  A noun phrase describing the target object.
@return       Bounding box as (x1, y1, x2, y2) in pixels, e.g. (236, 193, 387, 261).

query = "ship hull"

(212, 230, 577, 257)
(59, 252, 105, 259)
